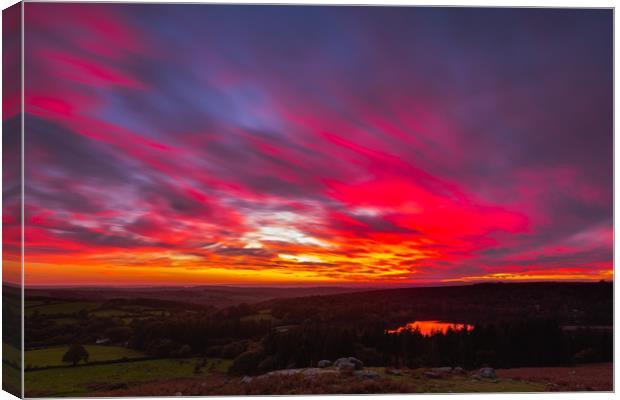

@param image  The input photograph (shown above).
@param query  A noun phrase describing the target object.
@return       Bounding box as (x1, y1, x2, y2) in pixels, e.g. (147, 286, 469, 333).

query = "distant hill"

(261, 281, 613, 326)
(24, 285, 369, 308)
(21, 281, 614, 324)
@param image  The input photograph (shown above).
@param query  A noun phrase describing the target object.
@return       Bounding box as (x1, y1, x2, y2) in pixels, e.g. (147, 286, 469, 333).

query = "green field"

(2, 361, 21, 396)
(24, 300, 48, 308)
(241, 309, 278, 323)
(25, 345, 146, 368)
(53, 317, 80, 326)
(3, 342, 21, 366)
(25, 358, 232, 397)
(25, 301, 100, 316)
(89, 309, 132, 318)
(91, 309, 168, 319)
(2, 343, 22, 397)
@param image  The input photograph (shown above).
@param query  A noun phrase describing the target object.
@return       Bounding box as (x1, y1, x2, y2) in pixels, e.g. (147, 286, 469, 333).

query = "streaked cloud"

(19, 4, 612, 286)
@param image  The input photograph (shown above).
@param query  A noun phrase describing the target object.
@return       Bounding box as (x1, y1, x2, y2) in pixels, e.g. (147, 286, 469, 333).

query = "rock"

(478, 367, 496, 379)
(334, 357, 363, 371)
(354, 369, 380, 379)
(385, 368, 403, 376)
(277, 370, 298, 376)
(174, 392, 183, 396)
(334, 357, 345, 365)
(302, 368, 330, 377)
(424, 370, 442, 379)
(317, 360, 332, 368)
(337, 361, 356, 373)
(453, 366, 465, 375)
(348, 357, 364, 370)
(334, 357, 364, 372)
(264, 368, 338, 378)
(425, 367, 453, 378)
(241, 376, 253, 384)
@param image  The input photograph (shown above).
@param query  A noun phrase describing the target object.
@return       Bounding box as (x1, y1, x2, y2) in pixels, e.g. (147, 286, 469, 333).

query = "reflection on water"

(386, 320, 474, 336)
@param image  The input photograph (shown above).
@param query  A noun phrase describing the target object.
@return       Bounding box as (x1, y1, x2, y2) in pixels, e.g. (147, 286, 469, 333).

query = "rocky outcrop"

(471, 367, 497, 380)
(334, 357, 363, 372)
(385, 368, 403, 376)
(424, 370, 442, 379)
(354, 370, 380, 379)
(424, 366, 469, 379)
(479, 367, 497, 379)
(264, 368, 338, 378)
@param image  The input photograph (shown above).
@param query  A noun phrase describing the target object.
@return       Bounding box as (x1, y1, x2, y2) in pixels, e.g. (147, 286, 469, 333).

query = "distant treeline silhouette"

(252, 319, 611, 373)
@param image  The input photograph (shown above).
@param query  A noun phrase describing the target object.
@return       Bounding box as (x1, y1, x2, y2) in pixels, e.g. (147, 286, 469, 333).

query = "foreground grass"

(25, 345, 146, 368)
(87, 368, 548, 396)
(497, 363, 613, 391)
(2, 361, 21, 396)
(25, 358, 232, 397)
(88, 309, 131, 318)
(409, 375, 546, 393)
(236, 369, 547, 395)
(375, 367, 547, 393)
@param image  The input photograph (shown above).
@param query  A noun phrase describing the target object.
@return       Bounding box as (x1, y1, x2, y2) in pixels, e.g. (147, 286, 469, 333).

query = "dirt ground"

(497, 363, 613, 392)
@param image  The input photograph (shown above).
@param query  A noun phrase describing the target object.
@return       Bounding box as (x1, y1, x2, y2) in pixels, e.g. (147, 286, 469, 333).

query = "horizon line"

(13, 279, 612, 290)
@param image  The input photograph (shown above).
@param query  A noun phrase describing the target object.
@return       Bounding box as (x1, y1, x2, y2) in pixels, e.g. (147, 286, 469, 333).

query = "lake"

(386, 320, 474, 336)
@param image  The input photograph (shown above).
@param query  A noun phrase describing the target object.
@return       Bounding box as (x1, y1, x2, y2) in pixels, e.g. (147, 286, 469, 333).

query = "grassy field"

(25, 345, 146, 369)
(2, 361, 21, 397)
(53, 317, 80, 326)
(24, 300, 49, 308)
(2, 343, 22, 396)
(25, 357, 232, 397)
(25, 300, 167, 321)
(497, 363, 613, 391)
(364, 367, 548, 392)
(25, 301, 100, 316)
(3, 342, 21, 366)
(89, 309, 132, 318)
(80, 366, 549, 396)
(241, 309, 278, 323)
(403, 373, 546, 393)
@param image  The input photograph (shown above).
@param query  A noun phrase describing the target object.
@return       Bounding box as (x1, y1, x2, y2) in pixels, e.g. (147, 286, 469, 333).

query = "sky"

(6, 4, 613, 286)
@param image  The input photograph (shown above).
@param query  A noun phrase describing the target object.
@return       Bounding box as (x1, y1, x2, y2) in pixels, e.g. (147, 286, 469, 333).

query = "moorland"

(2, 281, 613, 396)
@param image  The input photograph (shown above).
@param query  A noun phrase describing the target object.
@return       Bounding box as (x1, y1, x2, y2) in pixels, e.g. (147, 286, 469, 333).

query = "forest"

(20, 281, 612, 380)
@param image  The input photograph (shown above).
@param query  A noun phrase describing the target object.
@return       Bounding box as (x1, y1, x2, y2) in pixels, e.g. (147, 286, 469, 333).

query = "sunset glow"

(10, 5, 612, 286)
(386, 321, 474, 336)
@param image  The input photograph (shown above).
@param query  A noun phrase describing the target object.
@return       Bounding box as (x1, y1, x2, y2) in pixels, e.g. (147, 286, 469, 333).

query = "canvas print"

(2, 2, 614, 397)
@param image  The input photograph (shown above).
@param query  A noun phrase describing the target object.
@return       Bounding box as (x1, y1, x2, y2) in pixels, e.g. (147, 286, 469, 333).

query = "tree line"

(24, 282, 612, 376)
